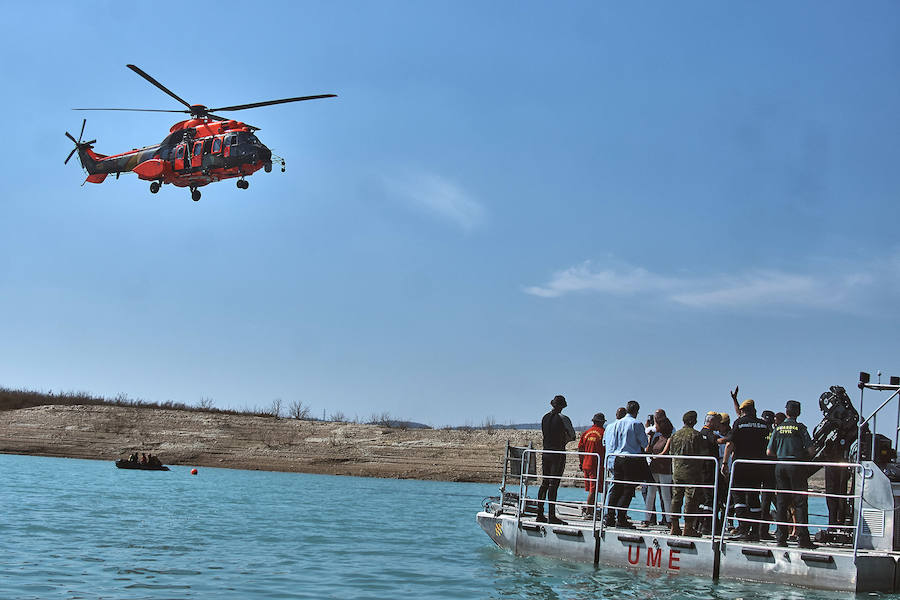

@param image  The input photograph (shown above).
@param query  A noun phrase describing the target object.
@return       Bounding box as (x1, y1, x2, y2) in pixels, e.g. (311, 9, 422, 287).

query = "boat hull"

(115, 460, 170, 471)
(477, 511, 899, 592)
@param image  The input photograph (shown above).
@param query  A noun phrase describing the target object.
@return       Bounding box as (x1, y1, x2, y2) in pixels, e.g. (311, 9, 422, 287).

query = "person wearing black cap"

(722, 398, 769, 541)
(578, 412, 606, 518)
(536, 395, 576, 524)
(767, 400, 816, 549)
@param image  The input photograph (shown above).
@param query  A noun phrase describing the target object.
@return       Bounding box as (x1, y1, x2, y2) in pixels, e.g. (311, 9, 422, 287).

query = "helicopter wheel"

(191, 188, 201, 202)
(237, 179, 249, 190)
(149, 181, 160, 194)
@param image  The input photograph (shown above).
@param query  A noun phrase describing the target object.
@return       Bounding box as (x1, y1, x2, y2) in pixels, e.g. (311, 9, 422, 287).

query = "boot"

(547, 506, 566, 526)
(735, 522, 760, 542)
(669, 520, 682, 536)
(797, 537, 817, 549)
(683, 517, 701, 538)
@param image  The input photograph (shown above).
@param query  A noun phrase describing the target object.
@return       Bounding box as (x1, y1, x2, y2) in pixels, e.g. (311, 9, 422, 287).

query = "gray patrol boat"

(477, 373, 900, 593)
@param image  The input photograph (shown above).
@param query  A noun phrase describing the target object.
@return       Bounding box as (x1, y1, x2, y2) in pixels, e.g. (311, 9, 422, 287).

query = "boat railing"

(721, 458, 867, 559)
(511, 447, 720, 540)
(603, 451, 720, 545)
(516, 447, 604, 530)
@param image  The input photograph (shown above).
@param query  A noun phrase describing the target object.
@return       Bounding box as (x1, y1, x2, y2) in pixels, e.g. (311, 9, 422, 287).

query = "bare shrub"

(268, 398, 283, 419)
(482, 416, 497, 435)
(196, 397, 215, 411)
(288, 399, 312, 420)
(367, 411, 393, 427)
(329, 411, 347, 423)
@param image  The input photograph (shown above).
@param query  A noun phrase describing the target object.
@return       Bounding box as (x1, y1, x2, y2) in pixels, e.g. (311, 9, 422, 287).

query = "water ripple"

(0, 454, 882, 599)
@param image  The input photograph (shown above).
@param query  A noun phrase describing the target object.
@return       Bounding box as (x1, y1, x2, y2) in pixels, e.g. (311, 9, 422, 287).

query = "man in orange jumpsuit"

(578, 412, 606, 518)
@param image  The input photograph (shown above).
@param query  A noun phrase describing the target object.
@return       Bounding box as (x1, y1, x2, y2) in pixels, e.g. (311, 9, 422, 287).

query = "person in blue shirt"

(603, 400, 650, 528)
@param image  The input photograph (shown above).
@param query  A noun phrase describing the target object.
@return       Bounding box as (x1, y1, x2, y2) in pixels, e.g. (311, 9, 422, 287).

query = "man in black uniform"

(537, 395, 576, 524)
(767, 400, 816, 549)
(758, 409, 777, 539)
(722, 399, 769, 541)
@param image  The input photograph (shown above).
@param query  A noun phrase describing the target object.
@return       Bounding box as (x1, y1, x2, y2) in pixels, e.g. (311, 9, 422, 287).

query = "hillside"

(0, 404, 546, 483)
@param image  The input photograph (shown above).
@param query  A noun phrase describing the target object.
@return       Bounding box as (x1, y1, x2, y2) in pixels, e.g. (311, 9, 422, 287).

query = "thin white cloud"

(383, 171, 485, 232)
(522, 262, 678, 298)
(525, 257, 899, 313)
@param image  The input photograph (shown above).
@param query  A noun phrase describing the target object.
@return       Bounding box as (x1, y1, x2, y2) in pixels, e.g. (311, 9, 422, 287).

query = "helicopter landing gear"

(264, 162, 272, 173)
(236, 179, 249, 190)
(149, 181, 160, 194)
(191, 187, 201, 201)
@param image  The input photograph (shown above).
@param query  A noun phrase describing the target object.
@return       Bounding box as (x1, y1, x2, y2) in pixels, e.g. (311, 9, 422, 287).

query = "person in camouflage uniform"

(669, 411, 705, 537)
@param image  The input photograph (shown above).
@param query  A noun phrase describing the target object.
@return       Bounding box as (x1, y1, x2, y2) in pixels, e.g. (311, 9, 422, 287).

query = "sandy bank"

(0, 404, 543, 482)
(0, 404, 827, 491)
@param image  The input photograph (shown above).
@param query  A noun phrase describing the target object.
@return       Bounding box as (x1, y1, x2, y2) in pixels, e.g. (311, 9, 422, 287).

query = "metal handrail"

(518, 448, 603, 532)
(602, 451, 720, 543)
(720, 458, 866, 559)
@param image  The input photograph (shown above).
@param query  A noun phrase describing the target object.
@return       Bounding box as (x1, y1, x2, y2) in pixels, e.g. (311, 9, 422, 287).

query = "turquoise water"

(0, 454, 890, 599)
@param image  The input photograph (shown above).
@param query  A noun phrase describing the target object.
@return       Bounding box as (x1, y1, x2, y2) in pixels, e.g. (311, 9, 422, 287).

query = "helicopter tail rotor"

(64, 118, 97, 165)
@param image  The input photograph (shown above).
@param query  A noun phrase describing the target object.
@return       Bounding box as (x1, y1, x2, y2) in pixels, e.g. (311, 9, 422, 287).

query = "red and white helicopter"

(66, 64, 336, 201)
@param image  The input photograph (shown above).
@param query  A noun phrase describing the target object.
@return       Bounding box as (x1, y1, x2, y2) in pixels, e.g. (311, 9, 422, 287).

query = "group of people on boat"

(126, 452, 163, 467)
(537, 389, 822, 549)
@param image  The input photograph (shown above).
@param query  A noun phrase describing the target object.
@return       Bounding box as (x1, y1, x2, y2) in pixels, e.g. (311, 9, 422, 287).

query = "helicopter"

(66, 64, 336, 201)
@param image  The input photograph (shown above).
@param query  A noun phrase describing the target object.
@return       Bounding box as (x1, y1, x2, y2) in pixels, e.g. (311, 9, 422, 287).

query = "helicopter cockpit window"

(176, 146, 184, 159)
(212, 138, 222, 153)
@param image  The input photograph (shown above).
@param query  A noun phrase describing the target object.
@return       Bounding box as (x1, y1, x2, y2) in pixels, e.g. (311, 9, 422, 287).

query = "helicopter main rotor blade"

(72, 107, 189, 113)
(65, 147, 77, 165)
(65, 131, 77, 143)
(78, 118, 86, 143)
(209, 94, 337, 112)
(126, 64, 194, 110)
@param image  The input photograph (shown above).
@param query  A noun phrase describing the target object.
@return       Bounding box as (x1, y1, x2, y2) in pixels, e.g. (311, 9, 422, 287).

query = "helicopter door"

(190, 141, 203, 169)
(173, 144, 187, 171)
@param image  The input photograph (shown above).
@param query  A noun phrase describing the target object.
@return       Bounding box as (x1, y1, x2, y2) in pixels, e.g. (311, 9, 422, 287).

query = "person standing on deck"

(536, 395, 576, 524)
(578, 412, 606, 518)
(669, 411, 705, 537)
(759, 409, 777, 539)
(644, 416, 674, 527)
(722, 398, 769, 541)
(603, 400, 649, 528)
(698, 412, 721, 534)
(767, 400, 817, 549)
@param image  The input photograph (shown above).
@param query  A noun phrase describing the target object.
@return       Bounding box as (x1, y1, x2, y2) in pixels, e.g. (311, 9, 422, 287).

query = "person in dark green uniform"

(698, 412, 721, 534)
(668, 411, 705, 537)
(767, 400, 816, 549)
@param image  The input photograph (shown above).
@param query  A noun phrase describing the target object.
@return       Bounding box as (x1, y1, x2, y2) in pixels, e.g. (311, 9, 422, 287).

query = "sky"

(1, 1, 898, 429)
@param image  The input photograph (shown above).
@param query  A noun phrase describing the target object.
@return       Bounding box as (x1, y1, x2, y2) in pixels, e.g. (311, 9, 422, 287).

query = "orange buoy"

(190, 468, 198, 475)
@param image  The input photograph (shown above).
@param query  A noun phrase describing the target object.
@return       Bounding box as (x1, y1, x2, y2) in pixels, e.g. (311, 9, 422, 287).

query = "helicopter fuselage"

(77, 117, 274, 189)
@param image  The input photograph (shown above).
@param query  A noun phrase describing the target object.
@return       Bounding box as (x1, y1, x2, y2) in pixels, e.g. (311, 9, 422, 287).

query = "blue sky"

(1, 1, 898, 428)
